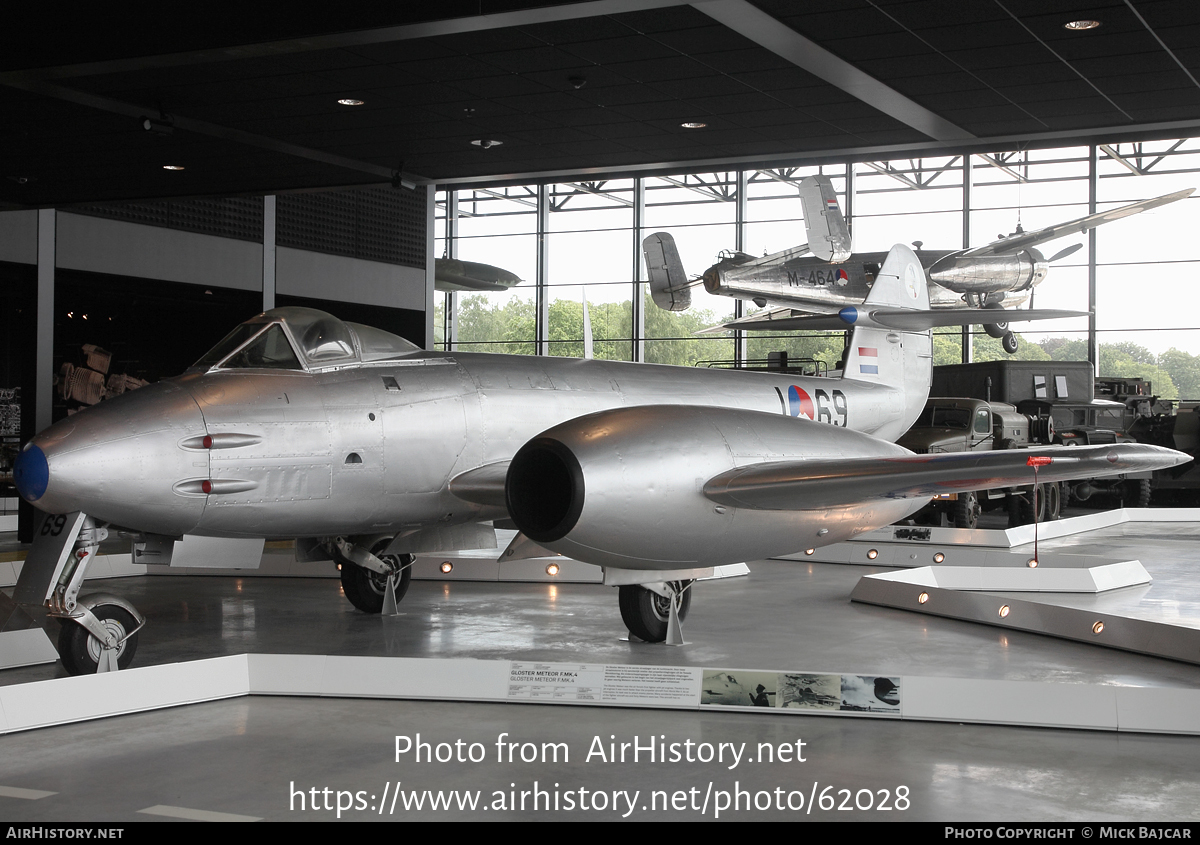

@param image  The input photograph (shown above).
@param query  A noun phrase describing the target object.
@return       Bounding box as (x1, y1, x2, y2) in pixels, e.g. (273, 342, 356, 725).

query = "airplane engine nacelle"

(504, 404, 919, 570)
(928, 249, 1048, 294)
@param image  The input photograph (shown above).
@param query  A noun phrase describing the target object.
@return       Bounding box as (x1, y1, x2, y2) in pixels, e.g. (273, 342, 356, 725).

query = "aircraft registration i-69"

(12, 244, 1189, 673)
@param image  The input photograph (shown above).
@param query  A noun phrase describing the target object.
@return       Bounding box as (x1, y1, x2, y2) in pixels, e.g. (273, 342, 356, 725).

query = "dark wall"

(52, 270, 263, 421)
(0, 261, 37, 539)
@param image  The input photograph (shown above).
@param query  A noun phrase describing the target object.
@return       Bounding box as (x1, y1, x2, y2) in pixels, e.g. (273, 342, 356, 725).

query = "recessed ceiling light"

(337, 98, 365, 106)
(681, 121, 707, 129)
(1064, 19, 1100, 30)
(163, 165, 185, 170)
(471, 139, 503, 149)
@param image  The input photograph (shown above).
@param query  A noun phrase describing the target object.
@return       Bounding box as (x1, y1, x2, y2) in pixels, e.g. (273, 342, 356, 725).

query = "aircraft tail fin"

(799, 176, 852, 262)
(643, 232, 692, 311)
(843, 243, 933, 438)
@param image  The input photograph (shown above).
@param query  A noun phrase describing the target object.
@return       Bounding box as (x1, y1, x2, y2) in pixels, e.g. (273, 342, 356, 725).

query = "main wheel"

(618, 582, 691, 643)
(58, 604, 139, 675)
(953, 491, 981, 529)
(340, 541, 412, 614)
(1001, 332, 1019, 354)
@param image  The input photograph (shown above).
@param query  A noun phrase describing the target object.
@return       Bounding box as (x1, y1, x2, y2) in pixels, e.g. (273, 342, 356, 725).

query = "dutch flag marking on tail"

(858, 347, 878, 374)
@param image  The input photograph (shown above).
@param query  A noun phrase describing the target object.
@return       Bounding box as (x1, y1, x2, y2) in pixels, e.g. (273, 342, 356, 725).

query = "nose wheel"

(58, 602, 141, 674)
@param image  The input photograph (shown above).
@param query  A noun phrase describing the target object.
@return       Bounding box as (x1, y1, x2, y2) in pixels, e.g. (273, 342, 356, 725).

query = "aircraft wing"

(962, 188, 1194, 257)
(704, 444, 1189, 511)
(710, 307, 1086, 333)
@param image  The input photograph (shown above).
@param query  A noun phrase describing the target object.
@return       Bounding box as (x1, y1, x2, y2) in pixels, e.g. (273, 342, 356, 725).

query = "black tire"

(618, 582, 691, 643)
(58, 604, 139, 675)
(1124, 478, 1152, 508)
(1045, 482, 1062, 521)
(953, 491, 980, 529)
(1001, 332, 1019, 354)
(1017, 484, 1046, 525)
(340, 541, 412, 614)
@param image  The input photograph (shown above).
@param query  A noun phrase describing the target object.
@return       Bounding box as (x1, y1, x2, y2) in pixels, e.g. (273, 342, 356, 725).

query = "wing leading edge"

(703, 444, 1190, 511)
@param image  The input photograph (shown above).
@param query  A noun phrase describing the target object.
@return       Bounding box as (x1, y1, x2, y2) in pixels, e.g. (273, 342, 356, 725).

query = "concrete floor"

(2, 538, 1200, 822)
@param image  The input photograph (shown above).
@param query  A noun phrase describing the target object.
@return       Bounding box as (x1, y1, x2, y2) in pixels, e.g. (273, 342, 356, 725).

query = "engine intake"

(506, 437, 585, 543)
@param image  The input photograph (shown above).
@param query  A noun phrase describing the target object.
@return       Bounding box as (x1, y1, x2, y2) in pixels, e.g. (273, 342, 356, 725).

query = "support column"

(1088, 145, 1099, 375)
(36, 208, 55, 435)
(445, 191, 459, 351)
(536, 184, 550, 357)
(425, 186, 437, 351)
(734, 170, 748, 367)
(961, 155, 973, 363)
(632, 178, 645, 363)
(262, 195, 276, 312)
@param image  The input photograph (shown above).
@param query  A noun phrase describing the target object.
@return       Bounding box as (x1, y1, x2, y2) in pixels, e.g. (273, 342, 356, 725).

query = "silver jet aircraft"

(645, 180, 1193, 353)
(12, 244, 1187, 673)
(434, 257, 522, 292)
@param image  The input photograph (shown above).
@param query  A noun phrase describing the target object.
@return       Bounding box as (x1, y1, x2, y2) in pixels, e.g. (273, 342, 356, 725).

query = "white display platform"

(3, 653, 1198, 737)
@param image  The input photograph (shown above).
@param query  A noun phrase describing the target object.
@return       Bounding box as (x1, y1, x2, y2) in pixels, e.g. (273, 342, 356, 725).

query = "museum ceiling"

(3, 0, 1200, 208)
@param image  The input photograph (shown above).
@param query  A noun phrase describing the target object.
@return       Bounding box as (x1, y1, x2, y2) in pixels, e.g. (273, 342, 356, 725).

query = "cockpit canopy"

(193, 307, 421, 372)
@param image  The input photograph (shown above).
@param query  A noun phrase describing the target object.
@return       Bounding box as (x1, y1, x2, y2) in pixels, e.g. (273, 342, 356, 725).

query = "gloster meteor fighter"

(13, 245, 1188, 674)
(645, 179, 1193, 353)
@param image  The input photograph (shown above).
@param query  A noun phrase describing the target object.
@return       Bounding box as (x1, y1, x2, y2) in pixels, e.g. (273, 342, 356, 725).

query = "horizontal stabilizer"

(643, 232, 692, 311)
(704, 444, 1190, 511)
(964, 188, 1194, 257)
(714, 306, 1086, 333)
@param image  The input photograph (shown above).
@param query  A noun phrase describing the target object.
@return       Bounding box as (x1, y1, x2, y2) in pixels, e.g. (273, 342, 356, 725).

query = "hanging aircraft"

(11, 244, 1187, 674)
(434, 257, 522, 292)
(644, 179, 1194, 353)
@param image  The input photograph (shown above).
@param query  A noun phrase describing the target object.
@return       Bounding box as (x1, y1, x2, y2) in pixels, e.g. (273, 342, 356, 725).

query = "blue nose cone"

(13, 444, 49, 502)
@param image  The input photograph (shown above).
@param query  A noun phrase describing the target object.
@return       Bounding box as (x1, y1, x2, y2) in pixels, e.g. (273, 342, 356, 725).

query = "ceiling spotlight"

(1092, 620, 1105, 635)
(337, 98, 365, 106)
(545, 563, 561, 576)
(866, 548, 879, 560)
(933, 552, 945, 563)
(1064, 19, 1101, 30)
(999, 605, 1011, 618)
(804, 548, 815, 556)
(163, 165, 185, 171)
(680, 121, 707, 129)
(471, 139, 503, 149)
(569, 75, 587, 90)
(918, 592, 929, 604)
(440, 561, 453, 574)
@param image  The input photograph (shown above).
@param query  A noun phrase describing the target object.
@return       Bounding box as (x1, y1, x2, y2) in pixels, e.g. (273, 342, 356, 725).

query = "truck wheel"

(1124, 478, 1152, 508)
(1045, 482, 1061, 521)
(953, 492, 981, 529)
(1017, 485, 1046, 525)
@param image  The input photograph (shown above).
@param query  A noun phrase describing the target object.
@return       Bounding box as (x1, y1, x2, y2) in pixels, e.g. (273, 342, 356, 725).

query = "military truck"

(1094, 377, 1200, 502)
(899, 360, 1144, 527)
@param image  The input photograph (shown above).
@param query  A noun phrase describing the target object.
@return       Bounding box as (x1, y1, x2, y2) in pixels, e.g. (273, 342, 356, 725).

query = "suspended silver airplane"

(644, 179, 1193, 353)
(434, 257, 522, 292)
(12, 244, 1187, 673)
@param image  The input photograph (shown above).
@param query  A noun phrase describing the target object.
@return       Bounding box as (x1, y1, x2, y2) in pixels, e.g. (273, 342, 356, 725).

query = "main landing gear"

(618, 580, 693, 644)
(332, 536, 414, 614)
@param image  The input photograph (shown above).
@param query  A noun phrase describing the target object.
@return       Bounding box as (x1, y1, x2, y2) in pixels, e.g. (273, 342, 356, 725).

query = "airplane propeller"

(1046, 242, 1084, 264)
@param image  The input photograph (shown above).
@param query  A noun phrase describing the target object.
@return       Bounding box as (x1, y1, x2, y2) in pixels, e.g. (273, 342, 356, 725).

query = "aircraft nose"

(13, 443, 49, 503)
(22, 381, 210, 535)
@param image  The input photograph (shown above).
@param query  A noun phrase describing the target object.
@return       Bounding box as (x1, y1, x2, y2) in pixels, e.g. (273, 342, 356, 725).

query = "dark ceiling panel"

(4, 0, 1200, 205)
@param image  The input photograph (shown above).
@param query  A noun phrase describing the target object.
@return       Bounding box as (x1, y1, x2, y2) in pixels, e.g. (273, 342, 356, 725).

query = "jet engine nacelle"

(504, 404, 921, 570)
(927, 249, 1048, 294)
